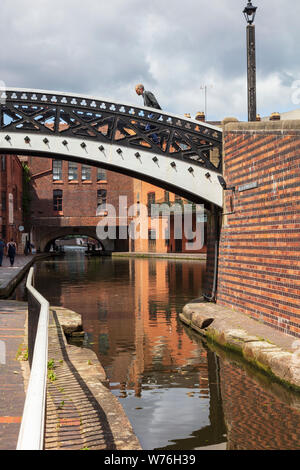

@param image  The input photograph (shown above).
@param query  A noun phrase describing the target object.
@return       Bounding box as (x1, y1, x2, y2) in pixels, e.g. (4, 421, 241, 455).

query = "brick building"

(25, 155, 207, 254)
(0, 155, 24, 252)
(131, 179, 206, 253)
(26, 156, 134, 251)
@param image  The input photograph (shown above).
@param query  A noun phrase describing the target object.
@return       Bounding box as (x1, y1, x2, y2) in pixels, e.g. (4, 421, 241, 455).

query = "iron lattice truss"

(0, 89, 222, 173)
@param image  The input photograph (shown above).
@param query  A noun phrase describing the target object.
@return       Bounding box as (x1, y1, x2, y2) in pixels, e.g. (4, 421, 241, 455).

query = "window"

(148, 229, 156, 252)
(97, 189, 107, 209)
(165, 224, 170, 247)
(1, 191, 6, 212)
(97, 167, 107, 181)
(82, 165, 91, 181)
(68, 161, 78, 180)
(53, 160, 62, 180)
(1, 156, 6, 171)
(147, 192, 155, 216)
(13, 187, 18, 212)
(164, 191, 170, 204)
(53, 189, 63, 211)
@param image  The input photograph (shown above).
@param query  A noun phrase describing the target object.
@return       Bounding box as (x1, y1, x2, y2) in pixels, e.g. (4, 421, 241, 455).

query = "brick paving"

(0, 300, 27, 450)
(45, 308, 141, 450)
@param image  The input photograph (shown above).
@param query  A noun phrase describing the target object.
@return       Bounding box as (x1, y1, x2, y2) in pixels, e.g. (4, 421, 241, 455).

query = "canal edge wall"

(111, 252, 206, 261)
(44, 306, 142, 450)
(179, 298, 300, 392)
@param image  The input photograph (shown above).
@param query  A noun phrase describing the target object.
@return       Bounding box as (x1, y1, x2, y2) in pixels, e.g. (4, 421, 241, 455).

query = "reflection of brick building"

(219, 356, 300, 449)
(53, 257, 208, 395)
(0, 155, 24, 252)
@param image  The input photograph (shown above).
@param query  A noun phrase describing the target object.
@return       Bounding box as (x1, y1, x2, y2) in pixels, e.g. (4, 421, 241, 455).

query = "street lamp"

(243, 1, 257, 121)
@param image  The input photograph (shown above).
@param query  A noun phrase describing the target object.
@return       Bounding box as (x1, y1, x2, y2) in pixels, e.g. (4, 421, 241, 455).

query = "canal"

(13, 248, 300, 450)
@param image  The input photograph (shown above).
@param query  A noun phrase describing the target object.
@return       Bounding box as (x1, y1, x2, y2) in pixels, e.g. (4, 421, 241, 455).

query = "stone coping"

(179, 298, 300, 391)
(224, 119, 300, 132)
(112, 252, 206, 260)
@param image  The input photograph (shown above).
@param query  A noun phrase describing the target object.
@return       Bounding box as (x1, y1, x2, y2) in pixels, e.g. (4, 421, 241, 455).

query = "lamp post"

(243, 1, 257, 121)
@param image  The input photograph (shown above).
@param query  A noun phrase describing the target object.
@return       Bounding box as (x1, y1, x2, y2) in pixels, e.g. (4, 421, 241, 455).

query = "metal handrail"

(16, 267, 49, 450)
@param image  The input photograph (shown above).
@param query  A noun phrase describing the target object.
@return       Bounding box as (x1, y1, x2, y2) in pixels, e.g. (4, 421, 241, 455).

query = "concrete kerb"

(179, 298, 300, 391)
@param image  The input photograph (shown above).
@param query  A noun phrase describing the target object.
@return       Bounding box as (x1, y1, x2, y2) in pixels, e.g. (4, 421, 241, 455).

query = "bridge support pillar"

(203, 204, 221, 302)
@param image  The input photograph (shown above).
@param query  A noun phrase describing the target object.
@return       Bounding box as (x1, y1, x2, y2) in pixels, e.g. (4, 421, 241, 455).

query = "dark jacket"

(143, 90, 162, 110)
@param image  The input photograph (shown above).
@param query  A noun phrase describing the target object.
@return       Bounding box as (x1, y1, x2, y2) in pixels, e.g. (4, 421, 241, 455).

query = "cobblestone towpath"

(45, 307, 141, 450)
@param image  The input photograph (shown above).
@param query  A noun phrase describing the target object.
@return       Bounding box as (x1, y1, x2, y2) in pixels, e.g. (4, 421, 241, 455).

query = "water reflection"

(12, 248, 300, 450)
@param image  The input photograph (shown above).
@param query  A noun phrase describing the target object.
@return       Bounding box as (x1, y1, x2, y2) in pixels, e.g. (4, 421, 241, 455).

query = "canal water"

(13, 248, 300, 450)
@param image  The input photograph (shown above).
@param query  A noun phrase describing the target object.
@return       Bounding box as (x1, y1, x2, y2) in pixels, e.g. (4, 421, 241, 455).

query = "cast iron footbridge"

(0, 88, 223, 207)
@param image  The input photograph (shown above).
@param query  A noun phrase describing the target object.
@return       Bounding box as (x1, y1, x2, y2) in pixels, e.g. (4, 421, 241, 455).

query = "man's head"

(135, 84, 144, 96)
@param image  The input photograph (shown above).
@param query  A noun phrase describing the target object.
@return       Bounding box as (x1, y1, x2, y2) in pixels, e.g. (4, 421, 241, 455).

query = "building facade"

(24, 154, 207, 254)
(25, 156, 134, 251)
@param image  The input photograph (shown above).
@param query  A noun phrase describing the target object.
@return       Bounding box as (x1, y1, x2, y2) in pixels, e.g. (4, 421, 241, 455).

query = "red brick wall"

(28, 156, 134, 221)
(217, 121, 300, 338)
(26, 156, 135, 250)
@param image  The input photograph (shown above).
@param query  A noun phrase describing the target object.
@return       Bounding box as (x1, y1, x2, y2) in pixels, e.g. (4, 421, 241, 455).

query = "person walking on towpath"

(7, 239, 17, 267)
(0, 239, 5, 266)
(135, 84, 161, 144)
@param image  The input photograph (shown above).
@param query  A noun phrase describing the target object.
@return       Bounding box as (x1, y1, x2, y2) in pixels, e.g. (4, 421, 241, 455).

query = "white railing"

(16, 267, 49, 450)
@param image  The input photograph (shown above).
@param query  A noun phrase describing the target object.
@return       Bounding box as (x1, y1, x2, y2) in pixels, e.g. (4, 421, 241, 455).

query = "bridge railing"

(16, 267, 49, 450)
(0, 87, 223, 174)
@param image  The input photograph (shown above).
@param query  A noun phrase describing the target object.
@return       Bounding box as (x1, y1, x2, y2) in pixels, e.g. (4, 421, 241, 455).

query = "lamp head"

(243, 1, 257, 24)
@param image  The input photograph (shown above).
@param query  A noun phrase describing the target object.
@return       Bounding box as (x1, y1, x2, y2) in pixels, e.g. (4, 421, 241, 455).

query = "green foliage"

(47, 358, 57, 382)
(48, 371, 57, 382)
(16, 344, 28, 361)
(47, 358, 55, 370)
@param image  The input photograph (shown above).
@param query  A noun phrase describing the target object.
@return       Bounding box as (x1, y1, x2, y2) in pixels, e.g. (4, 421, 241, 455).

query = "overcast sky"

(1, 0, 300, 121)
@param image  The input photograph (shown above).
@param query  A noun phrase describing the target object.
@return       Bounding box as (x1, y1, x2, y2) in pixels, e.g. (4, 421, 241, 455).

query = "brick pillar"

(217, 120, 300, 338)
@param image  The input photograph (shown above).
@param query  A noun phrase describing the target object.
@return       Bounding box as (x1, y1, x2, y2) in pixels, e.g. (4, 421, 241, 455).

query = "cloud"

(1, 0, 300, 121)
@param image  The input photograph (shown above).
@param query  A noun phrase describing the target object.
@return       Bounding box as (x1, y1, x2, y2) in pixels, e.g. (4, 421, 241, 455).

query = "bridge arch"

(0, 88, 223, 207)
(35, 227, 112, 253)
